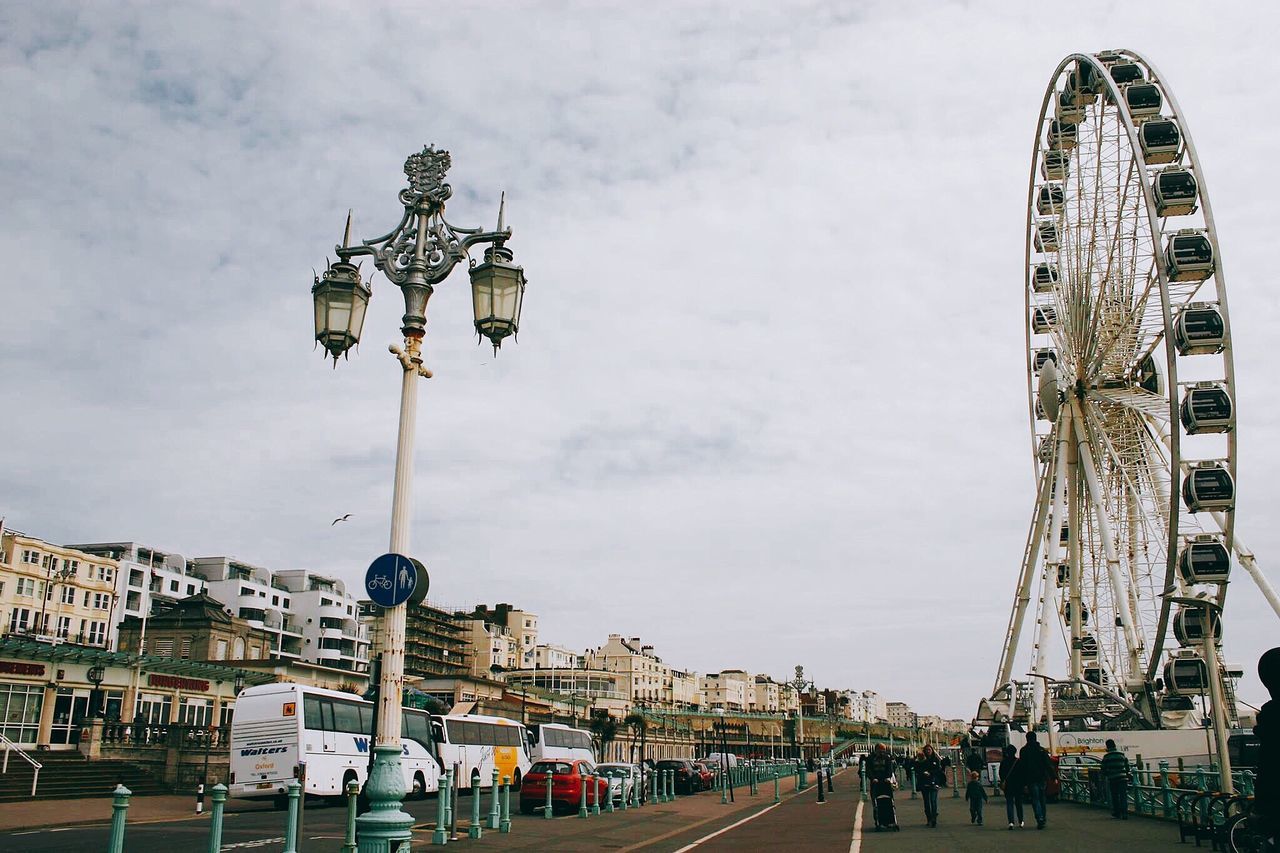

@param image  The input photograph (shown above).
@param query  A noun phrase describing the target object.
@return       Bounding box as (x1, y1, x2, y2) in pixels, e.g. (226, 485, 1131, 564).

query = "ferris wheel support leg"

(1073, 406, 1144, 686)
(1207, 516, 1280, 619)
(994, 433, 1059, 694)
(1032, 418, 1072, 723)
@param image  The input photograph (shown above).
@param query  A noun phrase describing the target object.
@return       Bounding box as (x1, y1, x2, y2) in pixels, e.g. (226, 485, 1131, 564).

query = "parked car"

(518, 759, 609, 815)
(595, 762, 642, 804)
(691, 761, 715, 791)
(655, 759, 700, 795)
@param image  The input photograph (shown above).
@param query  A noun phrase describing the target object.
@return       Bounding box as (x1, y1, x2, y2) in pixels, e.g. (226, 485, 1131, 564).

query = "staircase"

(0, 751, 168, 802)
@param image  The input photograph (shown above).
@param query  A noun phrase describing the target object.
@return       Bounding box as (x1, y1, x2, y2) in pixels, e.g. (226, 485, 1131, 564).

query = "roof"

(0, 637, 274, 685)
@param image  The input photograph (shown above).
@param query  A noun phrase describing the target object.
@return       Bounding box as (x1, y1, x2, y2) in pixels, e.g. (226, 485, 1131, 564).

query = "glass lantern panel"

(313, 290, 328, 339)
(348, 291, 369, 342)
(473, 274, 494, 322)
(326, 301, 352, 336)
(492, 278, 520, 324)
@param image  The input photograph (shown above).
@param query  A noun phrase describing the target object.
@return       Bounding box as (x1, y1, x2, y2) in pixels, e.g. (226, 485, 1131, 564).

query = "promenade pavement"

(0, 767, 1196, 852)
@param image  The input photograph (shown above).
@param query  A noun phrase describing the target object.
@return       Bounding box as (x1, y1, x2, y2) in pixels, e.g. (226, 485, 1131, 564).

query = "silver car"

(595, 762, 642, 804)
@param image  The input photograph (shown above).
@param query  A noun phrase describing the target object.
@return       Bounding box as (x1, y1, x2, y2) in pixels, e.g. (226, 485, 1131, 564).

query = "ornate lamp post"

(312, 145, 525, 851)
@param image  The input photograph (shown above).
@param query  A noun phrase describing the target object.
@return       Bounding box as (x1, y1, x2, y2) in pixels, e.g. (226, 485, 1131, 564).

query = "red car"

(518, 759, 610, 815)
(691, 762, 715, 791)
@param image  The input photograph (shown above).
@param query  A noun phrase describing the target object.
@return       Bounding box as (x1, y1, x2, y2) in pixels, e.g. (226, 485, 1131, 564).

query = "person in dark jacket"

(1019, 732, 1053, 829)
(1256, 647, 1279, 844)
(965, 748, 985, 776)
(916, 745, 944, 827)
(866, 743, 895, 785)
(998, 743, 1023, 828)
(1099, 738, 1130, 819)
(965, 770, 988, 824)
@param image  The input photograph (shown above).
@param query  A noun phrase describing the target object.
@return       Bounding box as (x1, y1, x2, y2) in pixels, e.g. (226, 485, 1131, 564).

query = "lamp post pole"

(312, 145, 525, 853)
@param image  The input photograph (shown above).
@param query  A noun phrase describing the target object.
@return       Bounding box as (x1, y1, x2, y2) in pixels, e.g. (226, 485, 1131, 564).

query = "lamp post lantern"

(312, 145, 525, 851)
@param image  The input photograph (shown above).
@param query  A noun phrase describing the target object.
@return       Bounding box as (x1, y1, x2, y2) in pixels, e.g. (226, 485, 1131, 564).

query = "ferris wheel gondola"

(987, 50, 1279, 732)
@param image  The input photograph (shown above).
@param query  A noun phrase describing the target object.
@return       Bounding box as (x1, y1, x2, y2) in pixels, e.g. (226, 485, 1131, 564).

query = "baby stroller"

(870, 778, 899, 831)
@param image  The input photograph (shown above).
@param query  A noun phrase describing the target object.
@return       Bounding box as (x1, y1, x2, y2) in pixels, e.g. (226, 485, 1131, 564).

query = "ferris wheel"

(989, 49, 1280, 730)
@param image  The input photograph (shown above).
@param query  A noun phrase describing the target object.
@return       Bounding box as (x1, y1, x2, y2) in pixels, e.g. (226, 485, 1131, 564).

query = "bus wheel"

(511, 770, 522, 792)
(412, 772, 427, 801)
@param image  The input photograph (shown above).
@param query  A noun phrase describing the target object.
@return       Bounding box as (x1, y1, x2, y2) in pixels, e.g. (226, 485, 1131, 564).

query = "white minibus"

(527, 722, 595, 764)
(229, 683, 440, 804)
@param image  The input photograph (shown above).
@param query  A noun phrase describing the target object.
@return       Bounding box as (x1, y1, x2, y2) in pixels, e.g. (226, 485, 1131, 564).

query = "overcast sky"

(2, 2, 1277, 720)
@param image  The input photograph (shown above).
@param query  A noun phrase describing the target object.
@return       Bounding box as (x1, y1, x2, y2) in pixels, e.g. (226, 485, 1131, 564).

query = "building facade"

(388, 600, 468, 678)
(0, 530, 119, 649)
(533, 643, 580, 670)
(701, 670, 750, 712)
(117, 594, 276, 664)
(460, 617, 520, 678)
(585, 635, 671, 705)
(886, 701, 914, 728)
(274, 570, 369, 673)
(467, 604, 538, 668)
(751, 676, 781, 713)
(70, 542, 206, 648)
(189, 556, 304, 662)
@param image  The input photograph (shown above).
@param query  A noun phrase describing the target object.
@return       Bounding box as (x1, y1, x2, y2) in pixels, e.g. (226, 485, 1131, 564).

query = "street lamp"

(1169, 595, 1233, 794)
(312, 144, 525, 851)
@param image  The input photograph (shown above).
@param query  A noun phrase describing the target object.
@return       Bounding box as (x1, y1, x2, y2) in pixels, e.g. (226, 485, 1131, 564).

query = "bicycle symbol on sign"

(368, 575, 393, 591)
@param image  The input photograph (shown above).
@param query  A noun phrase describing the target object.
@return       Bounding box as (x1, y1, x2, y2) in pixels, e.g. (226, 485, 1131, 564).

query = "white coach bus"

(434, 713, 532, 791)
(229, 683, 440, 804)
(527, 722, 595, 764)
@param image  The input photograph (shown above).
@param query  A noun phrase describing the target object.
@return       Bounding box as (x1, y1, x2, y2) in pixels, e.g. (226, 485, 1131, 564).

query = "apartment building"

(189, 556, 304, 662)
(751, 676, 781, 713)
(849, 690, 888, 724)
(467, 604, 538, 668)
(779, 683, 801, 714)
(886, 701, 914, 728)
(70, 541, 206, 647)
(374, 600, 468, 678)
(275, 570, 369, 673)
(460, 616, 519, 678)
(701, 670, 750, 712)
(532, 643, 580, 670)
(0, 530, 119, 648)
(585, 635, 671, 705)
(670, 669, 703, 710)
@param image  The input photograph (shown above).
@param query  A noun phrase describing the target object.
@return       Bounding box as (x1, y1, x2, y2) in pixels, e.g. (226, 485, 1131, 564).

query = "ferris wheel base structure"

(985, 49, 1280, 737)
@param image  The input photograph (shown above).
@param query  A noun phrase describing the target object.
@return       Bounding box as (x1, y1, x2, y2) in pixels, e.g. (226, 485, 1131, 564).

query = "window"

(41, 555, 52, 569)
(178, 698, 213, 727)
(62, 559, 78, 575)
(169, 580, 179, 593)
(155, 639, 174, 657)
(59, 586, 75, 605)
(129, 569, 143, 588)
(21, 550, 40, 565)
(272, 596, 279, 606)
(0, 684, 44, 744)
(331, 700, 367, 734)
(187, 584, 196, 596)
(215, 640, 227, 660)
(283, 599, 290, 609)
(7, 609, 30, 632)
(404, 711, 432, 748)
(56, 616, 70, 639)
(248, 645, 260, 660)
(83, 591, 90, 607)
(258, 591, 266, 598)
(180, 638, 191, 659)
(87, 621, 106, 645)
(15, 579, 35, 598)
(92, 592, 110, 610)
(239, 585, 254, 596)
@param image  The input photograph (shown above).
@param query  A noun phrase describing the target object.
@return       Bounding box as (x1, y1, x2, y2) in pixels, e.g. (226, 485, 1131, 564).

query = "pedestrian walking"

(998, 743, 1024, 829)
(965, 747, 985, 778)
(1019, 732, 1053, 829)
(965, 770, 988, 825)
(916, 745, 944, 827)
(1255, 647, 1279, 846)
(1099, 738, 1130, 819)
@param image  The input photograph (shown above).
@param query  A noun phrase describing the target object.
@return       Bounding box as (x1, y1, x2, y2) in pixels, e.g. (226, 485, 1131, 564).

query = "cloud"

(2, 0, 1278, 719)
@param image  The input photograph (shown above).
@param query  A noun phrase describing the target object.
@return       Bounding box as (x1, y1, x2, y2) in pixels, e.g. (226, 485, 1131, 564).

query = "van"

(704, 752, 738, 769)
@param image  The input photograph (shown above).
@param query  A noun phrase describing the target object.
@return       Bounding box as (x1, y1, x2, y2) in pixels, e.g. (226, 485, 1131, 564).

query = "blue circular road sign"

(365, 553, 418, 607)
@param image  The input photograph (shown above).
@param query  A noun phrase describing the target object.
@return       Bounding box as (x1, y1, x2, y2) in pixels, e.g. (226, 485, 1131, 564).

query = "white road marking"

(670, 803, 782, 852)
(849, 799, 864, 853)
(220, 837, 285, 850)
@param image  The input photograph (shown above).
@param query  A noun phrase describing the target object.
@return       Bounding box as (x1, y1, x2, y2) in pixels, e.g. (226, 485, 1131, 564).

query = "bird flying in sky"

(331, 514, 352, 526)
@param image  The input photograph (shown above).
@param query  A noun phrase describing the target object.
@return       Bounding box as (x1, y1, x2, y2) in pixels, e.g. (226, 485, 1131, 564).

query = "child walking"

(965, 770, 988, 825)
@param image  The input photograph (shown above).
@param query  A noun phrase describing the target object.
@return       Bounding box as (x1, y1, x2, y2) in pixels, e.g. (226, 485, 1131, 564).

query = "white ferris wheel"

(989, 49, 1280, 730)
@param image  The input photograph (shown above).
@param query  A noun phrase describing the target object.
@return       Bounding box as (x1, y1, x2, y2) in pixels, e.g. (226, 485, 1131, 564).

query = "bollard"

(774, 770, 781, 804)
(283, 780, 301, 853)
(721, 765, 729, 805)
(432, 768, 449, 845)
(107, 784, 131, 853)
(342, 780, 359, 853)
(827, 766, 834, 793)
(952, 751, 961, 798)
(605, 775, 615, 813)
(591, 775, 601, 815)
(500, 777, 512, 834)
(910, 770, 917, 800)
(579, 772, 590, 818)
(817, 771, 826, 803)
(751, 765, 758, 796)
(469, 774, 483, 839)
(490, 768, 502, 829)
(668, 769, 675, 800)
(544, 770, 555, 820)
(196, 781, 205, 815)
(799, 765, 808, 790)
(1242, 770, 1256, 798)
(620, 774, 628, 810)
(206, 784, 227, 853)
(442, 768, 454, 833)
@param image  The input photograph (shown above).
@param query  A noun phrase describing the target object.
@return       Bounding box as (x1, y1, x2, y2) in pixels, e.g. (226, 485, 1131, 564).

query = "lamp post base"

(355, 746, 414, 853)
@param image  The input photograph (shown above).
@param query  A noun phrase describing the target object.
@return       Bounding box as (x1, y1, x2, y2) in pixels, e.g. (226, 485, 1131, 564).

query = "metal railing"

(0, 733, 42, 797)
(101, 723, 230, 749)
